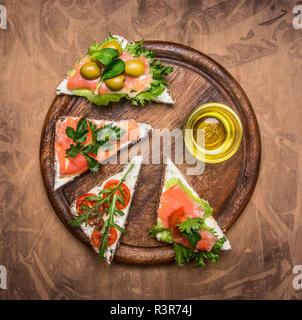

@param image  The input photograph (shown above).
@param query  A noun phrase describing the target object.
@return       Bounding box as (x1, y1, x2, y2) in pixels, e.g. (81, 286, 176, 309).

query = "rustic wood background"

(0, 0, 301, 300)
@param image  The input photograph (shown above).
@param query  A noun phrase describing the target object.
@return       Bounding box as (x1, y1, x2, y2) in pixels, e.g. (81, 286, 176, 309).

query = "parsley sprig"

(176, 217, 226, 267)
(70, 162, 134, 261)
(65, 117, 126, 172)
(177, 217, 215, 250)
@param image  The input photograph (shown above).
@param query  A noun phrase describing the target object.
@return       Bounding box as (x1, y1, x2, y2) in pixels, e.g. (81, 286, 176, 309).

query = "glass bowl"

(183, 103, 243, 163)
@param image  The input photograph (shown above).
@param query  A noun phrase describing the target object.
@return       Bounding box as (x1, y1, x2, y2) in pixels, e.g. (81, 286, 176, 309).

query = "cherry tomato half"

(102, 180, 130, 210)
(90, 225, 118, 248)
(168, 207, 188, 238)
(76, 193, 107, 225)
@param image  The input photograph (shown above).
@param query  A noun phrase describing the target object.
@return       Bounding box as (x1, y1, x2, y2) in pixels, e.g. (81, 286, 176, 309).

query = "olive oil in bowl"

(184, 103, 243, 163)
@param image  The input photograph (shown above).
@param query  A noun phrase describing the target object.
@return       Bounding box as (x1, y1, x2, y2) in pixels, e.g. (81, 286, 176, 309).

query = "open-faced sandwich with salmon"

(150, 159, 231, 267)
(70, 156, 142, 264)
(54, 116, 151, 189)
(56, 34, 174, 106)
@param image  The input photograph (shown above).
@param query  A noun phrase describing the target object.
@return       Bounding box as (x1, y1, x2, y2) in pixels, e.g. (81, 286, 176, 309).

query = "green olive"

(80, 62, 101, 80)
(104, 75, 125, 91)
(125, 59, 145, 77)
(102, 41, 123, 56)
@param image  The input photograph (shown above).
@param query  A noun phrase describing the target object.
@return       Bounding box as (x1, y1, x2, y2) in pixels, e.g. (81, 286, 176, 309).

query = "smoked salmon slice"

(158, 184, 204, 228)
(55, 117, 90, 178)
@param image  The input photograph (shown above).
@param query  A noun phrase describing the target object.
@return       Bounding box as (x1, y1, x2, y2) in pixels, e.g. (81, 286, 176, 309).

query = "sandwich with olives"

(56, 34, 174, 106)
(150, 159, 231, 267)
(70, 156, 143, 264)
(54, 116, 151, 190)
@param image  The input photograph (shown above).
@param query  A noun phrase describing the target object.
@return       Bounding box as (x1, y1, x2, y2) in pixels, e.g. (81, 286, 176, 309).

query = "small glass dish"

(183, 103, 243, 163)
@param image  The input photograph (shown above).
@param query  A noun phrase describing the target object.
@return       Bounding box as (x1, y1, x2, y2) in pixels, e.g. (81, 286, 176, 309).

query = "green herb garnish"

(65, 117, 126, 172)
(70, 161, 134, 262)
(90, 48, 120, 66)
(150, 217, 227, 268)
(177, 217, 216, 250)
(126, 59, 173, 106)
(174, 237, 226, 268)
(125, 39, 156, 61)
(100, 58, 125, 80)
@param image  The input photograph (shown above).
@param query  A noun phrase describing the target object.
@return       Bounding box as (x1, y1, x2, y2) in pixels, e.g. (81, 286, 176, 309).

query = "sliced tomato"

(102, 180, 131, 209)
(168, 207, 188, 238)
(76, 193, 107, 225)
(90, 225, 118, 248)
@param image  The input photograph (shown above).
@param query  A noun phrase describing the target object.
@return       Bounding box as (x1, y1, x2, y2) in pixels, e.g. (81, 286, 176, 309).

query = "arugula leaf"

(84, 195, 100, 201)
(100, 58, 125, 80)
(98, 188, 113, 195)
(99, 218, 111, 261)
(97, 163, 135, 261)
(69, 214, 88, 227)
(112, 222, 127, 234)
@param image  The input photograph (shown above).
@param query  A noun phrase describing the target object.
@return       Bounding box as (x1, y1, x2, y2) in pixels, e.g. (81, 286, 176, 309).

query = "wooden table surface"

(1, 0, 301, 300)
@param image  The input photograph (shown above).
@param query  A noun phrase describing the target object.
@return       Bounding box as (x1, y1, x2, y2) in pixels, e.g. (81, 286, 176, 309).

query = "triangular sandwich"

(150, 159, 231, 267)
(56, 34, 174, 106)
(70, 156, 142, 264)
(54, 116, 151, 189)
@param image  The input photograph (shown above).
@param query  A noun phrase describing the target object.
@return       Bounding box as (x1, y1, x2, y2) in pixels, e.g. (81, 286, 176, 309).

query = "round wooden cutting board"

(40, 41, 261, 265)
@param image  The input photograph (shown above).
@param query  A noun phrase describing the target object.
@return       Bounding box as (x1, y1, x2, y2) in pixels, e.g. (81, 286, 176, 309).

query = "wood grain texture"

(40, 42, 260, 264)
(1, 0, 302, 300)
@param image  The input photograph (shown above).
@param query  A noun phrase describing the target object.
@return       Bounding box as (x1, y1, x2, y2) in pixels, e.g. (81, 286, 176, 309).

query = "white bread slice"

(54, 117, 151, 190)
(70, 155, 143, 264)
(56, 34, 174, 104)
(157, 158, 231, 251)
